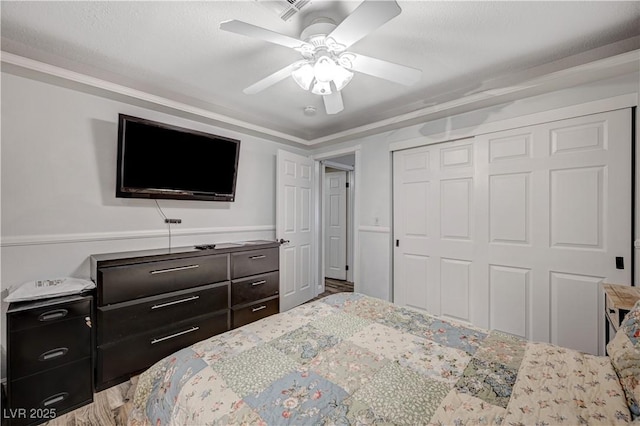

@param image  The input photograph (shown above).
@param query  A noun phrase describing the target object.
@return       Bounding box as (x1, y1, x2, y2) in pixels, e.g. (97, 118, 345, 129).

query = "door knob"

(278, 238, 290, 245)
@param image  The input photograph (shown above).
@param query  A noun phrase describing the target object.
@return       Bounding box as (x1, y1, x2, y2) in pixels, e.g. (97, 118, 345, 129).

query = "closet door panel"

(393, 108, 632, 355)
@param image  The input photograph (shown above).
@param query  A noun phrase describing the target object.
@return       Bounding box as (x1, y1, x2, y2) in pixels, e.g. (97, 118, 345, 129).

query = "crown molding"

(308, 49, 640, 146)
(389, 92, 638, 152)
(3, 48, 638, 147)
(1, 51, 310, 147)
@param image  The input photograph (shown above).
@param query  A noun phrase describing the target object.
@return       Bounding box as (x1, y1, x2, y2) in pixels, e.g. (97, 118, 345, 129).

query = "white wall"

(0, 72, 307, 378)
(313, 72, 640, 302)
(2, 68, 639, 380)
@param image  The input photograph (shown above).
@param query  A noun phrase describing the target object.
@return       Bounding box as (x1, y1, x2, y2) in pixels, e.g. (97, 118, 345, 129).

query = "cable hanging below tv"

(116, 114, 240, 202)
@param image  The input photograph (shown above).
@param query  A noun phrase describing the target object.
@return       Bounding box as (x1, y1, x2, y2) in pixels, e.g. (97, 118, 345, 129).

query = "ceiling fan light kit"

(220, 0, 422, 115)
(292, 51, 354, 95)
(291, 63, 315, 91)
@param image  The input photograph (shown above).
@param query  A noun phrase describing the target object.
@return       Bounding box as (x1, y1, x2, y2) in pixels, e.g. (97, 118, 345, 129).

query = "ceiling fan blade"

(244, 61, 304, 94)
(323, 91, 344, 115)
(220, 20, 308, 50)
(328, 0, 401, 49)
(348, 53, 421, 86)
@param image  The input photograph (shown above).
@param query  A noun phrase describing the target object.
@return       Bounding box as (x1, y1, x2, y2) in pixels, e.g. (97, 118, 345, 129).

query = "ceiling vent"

(254, 0, 312, 22)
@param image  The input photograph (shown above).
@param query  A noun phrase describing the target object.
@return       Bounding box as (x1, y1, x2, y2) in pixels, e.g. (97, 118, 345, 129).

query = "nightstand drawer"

(231, 248, 278, 279)
(98, 254, 229, 305)
(8, 297, 90, 332)
(9, 317, 91, 379)
(232, 297, 279, 328)
(9, 358, 92, 426)
(231, 271, 279, 306)
(97, 311, 229, 390)
(98, 282, 229, 344)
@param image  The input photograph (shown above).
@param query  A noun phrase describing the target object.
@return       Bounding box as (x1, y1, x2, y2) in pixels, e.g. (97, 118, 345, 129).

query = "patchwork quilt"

(129, 293, 632, 425)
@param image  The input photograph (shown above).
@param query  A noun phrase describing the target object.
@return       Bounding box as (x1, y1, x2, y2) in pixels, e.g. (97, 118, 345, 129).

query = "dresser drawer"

(96, 311, 229, 390)
(9, 317, 91, 379)
(98, 282, 229, 344)
(232, 297, 279, 328)
(231, 248, 278, 279)
(98, 254, 229, 305)
(231, 271, 279, 306)
(8, 297, 90, 332)
(9, 358, 92, 426)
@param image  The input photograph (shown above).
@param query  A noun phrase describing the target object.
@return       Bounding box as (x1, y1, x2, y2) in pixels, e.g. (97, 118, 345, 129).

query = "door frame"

(313, 146, 361, 294)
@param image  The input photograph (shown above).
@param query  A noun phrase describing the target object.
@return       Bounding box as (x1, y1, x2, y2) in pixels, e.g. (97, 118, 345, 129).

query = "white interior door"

(277, 149, 315, 311)
(393, 139, 476, 318)
(393, 109, 632, 355)
(324, 171, 347, 280)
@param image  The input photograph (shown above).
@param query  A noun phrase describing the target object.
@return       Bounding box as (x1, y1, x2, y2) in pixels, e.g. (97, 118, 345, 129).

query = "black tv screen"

(116, 114, 240, 202)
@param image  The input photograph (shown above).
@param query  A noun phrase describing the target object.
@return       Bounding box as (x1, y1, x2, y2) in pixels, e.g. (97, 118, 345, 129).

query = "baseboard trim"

(1, 225, 276, 247)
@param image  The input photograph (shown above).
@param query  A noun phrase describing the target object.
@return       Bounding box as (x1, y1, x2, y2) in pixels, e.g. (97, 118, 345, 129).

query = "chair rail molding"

(359, 226, 391, 234)
(1, 225, 276, 247)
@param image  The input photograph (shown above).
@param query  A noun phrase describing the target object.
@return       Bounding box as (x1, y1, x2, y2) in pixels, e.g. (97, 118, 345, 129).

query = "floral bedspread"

(129, 293, 631, 425)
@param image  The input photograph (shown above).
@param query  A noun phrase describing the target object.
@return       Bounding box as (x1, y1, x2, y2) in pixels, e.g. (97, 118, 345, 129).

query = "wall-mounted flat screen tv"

(116, 114, 240, 202)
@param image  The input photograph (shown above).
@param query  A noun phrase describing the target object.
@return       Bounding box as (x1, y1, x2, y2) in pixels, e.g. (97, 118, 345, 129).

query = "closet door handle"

(249, 255, 266, 260)
(42, 392, 68, 407)
(252, 305, 267, 312)
(39, 309, 68, 322)
(150, 265, 199, 274)
(151, 327, 199, 344)
(251, 280, 267, 287)
(38, 347, 69, 361)
(151, 295, 200, 310)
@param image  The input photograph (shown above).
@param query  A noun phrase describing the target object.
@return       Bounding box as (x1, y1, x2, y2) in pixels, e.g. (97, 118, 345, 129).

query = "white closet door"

(393, 139, 476, 321)
(393, 109, 632, 355)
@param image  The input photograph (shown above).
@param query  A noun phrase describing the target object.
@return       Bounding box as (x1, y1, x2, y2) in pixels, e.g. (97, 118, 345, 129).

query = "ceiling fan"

(220, 0, 422, 115)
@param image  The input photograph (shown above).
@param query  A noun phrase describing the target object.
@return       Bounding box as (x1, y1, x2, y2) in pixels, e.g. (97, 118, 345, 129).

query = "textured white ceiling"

(2, 1, 639, 143)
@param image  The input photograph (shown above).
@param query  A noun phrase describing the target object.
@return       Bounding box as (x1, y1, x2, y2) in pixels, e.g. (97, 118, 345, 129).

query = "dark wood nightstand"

(6, 293, 94, 426)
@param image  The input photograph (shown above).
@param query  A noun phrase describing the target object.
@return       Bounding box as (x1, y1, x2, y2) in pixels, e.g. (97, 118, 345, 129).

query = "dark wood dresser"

(230, 247, 280, 327)
(90, 240, 279, 391)
(6, 294, 93, 426)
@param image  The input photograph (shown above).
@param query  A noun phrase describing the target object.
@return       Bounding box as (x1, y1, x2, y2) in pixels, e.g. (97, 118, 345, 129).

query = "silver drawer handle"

(151, 295, 200, 310)
(251, 280, 267, 286)
(151, 326, 199, 344)
(42, 392, 68, 407)
(249, 255, 266, 260)
(150, 264, 199, 274)
(252, 305, 267, 312)
(39, 347, 68, 361)
(39, 309, 68, 321)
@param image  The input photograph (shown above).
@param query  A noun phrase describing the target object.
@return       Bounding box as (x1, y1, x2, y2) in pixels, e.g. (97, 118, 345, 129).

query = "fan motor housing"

(300, 20, 337, 43)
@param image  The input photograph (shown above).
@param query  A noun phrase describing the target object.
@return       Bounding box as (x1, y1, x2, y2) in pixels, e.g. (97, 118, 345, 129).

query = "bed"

(128, 292, 640, 425)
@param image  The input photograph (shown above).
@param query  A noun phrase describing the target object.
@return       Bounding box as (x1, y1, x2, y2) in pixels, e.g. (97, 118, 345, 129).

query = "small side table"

(602, 283, 640, 346)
